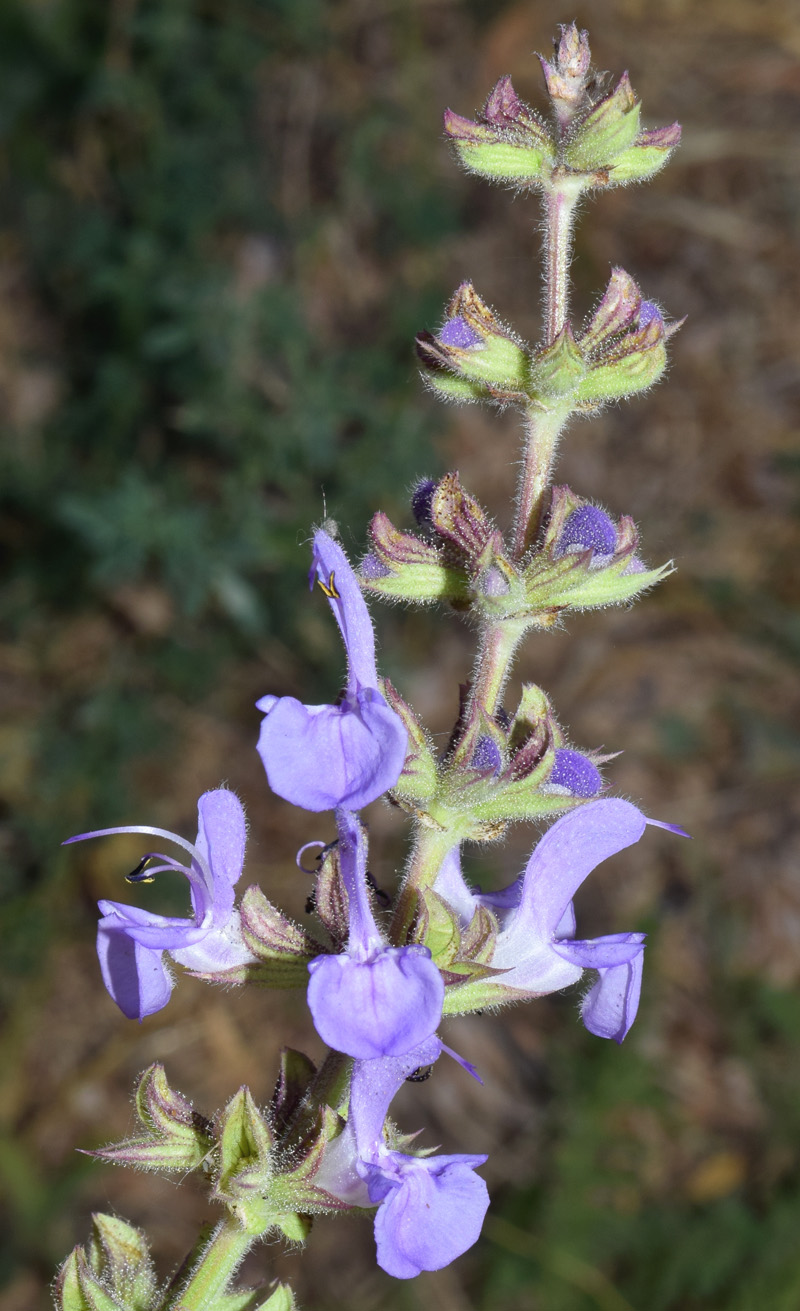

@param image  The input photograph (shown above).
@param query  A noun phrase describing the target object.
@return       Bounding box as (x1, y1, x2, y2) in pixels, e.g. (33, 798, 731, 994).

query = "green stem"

(169, 1217, 254, 1311)
(466, 617, 528, 719)
(510, 180, 581, 559)
(511, 404, 570, 559)
(391, 823, 462, 943)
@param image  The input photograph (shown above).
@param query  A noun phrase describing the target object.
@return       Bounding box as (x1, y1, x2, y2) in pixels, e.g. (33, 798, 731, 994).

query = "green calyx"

(523, 545, 673, 616)
(563, 71, 641, 171)
(90, 1064, 213, 1174)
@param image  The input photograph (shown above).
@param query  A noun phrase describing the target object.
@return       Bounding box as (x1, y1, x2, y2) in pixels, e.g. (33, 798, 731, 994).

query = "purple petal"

(556, 505, 617, 558)
(581, 950, 644, 1043)
(360, 552, 391, 580)
(411, 478, 437, 528)
(371, 1155, 490, 1279)
(311, 529, 379, 691)
(432, 846, 479, 926)
(557, 900, 576, 939)
(307, 946, 444, 1059)
(439, 316, 483, 349)
(97, 899, 207, 951)
(470, 736, 502, 774)
(515, 799, 648, 940)
(546, 749, 602, 798)
(171, 913, 255, 974)
(350, 1038, 444, 1150)
(638, 300, 663, 328)
(96, 921, 173, 1020)
(193, 789, 246, 921)
(647, 817, 692, 838)
(257, 689, 407, 811)
(553, 931, 645, 969)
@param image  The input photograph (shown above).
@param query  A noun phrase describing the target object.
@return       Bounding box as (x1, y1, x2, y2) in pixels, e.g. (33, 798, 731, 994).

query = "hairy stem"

(544, 182, 580, 345)
(168, 1216, 254, 1310)
(466, 617, 528, 720)
(511, 404, 570, 558)
(392, 824, 463, 943)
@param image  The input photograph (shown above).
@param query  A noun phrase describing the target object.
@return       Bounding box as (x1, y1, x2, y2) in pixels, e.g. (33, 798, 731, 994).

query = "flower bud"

(564, 71, 642, 172)
(539, 23, 593, 128)
(235, 886, 324, 988)
(444, 76, 555, 186)
(360, 509, 471, 607)
(428, 471, 501, 564)
(90, 1064, 213, 1174)
(526, 485, 673, 614)
(470, 736, 503, 776)
(269, 1047, 317, 1134)
(417, 283, 531, 395)
(579, 266, 641, 353)
(605, 121, 681, 185)
(54, 1249, 122, 1311)
(411, 477, 437, 528)
(382, 677, 439, 804)
(554, 505, 617, 565)
(529, 324, 587, 399)
(543, 748, 603, 798)
(575, 291, 673, 405)
(85, 1215, 156, 1311)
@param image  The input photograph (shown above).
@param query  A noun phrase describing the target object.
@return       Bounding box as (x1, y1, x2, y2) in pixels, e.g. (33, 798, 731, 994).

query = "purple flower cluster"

(65, 526, 685, 1280)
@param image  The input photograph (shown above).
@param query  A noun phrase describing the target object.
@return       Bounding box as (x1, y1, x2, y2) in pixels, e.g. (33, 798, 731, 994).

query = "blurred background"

(1, 0, 799, 1307)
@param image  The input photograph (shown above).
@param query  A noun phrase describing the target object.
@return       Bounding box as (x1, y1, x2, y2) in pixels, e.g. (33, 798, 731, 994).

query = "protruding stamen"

(317, 571, 340, 600)
(125, 855, 158, 884)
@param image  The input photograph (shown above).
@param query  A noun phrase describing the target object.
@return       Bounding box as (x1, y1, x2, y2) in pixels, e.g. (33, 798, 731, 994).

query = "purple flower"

(307, 810, 444, 1058)
(315, 1037, 489, 1278)
(434, 799, 687, 1042)
(63, 789, 255, 1021)
(256, 529, 407, 811)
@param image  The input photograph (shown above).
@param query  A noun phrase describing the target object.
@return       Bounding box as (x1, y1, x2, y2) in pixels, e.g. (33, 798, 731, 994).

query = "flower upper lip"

(256, 529, 408, 812)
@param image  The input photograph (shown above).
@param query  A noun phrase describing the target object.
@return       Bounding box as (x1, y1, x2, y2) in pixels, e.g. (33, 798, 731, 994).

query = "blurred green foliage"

(0, 0, 459, 936)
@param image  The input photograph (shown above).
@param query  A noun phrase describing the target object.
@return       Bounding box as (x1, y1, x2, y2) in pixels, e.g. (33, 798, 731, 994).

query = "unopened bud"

(470, 736, 503, 776)
(540, 23, 593, 128)
(564, 71, 641, 173)
(411, 477, 438, 528)
(544, 748, 603, 798)
(418, 283, 530, 393)
(554, 505, 617, 564)
(444, 79, 555, 186)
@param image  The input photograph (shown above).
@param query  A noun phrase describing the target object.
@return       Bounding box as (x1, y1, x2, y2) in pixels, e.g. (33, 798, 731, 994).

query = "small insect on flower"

(405, 1065, 433, 1083)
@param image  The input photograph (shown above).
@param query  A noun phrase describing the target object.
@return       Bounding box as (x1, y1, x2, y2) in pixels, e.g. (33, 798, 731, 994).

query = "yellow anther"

(125, 855, 157, 885)
(317, 571, 340, 600)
